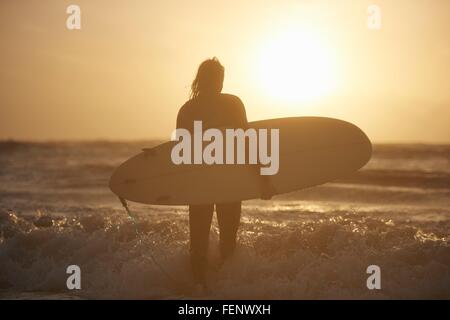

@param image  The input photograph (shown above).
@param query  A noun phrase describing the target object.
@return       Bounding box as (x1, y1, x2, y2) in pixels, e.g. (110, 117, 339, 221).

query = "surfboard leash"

(117, 197, 186, 289)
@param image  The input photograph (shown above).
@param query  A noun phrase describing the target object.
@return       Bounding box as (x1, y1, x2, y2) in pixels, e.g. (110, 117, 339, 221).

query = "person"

(176, 57, 274, 286)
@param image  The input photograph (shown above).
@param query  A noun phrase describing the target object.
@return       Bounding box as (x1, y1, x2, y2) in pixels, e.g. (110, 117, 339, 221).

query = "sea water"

(0, 141, 449, 299)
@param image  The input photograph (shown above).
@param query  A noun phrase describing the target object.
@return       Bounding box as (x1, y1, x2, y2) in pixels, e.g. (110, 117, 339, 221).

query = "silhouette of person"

(176, 58, 274, 287)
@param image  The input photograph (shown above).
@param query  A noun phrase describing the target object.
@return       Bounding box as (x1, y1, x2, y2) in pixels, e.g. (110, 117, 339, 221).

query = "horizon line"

(1, 138, 449, 146)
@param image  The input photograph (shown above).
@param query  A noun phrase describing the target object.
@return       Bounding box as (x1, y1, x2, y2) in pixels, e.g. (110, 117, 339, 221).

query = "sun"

(259, 29, 337, 104)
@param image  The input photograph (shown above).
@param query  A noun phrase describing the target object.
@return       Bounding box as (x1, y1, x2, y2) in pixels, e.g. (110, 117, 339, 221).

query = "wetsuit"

(176, 93, 248, 284)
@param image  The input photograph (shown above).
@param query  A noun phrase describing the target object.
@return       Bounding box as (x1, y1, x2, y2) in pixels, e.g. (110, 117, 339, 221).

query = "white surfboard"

(109, 117, 372, 205)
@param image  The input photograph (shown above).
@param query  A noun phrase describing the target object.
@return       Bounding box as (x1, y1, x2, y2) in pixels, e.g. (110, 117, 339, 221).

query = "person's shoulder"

(177, 100, 193, 125)
(220, 93, 244, 107)
(220, 93, 247, 124)
(178, 99, 195, 114)
(220, 93, 242, 102)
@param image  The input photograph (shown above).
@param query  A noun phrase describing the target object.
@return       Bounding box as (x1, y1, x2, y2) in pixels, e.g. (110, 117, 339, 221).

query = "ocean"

(0, 141, 449, 299)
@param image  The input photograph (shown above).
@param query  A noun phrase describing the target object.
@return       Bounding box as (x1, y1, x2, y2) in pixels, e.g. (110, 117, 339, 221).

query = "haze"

(1, 0, 449, 143)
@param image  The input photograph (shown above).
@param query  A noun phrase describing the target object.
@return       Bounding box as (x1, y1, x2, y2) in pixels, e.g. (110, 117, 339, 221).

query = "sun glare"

(259, 30, 337, 104)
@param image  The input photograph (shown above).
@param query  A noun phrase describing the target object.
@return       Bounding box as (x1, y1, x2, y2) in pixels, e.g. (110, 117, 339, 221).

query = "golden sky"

(1, 0, 449, 142)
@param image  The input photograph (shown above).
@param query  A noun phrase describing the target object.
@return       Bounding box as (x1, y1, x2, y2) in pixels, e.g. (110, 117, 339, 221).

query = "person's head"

(190, 57, 224, 99)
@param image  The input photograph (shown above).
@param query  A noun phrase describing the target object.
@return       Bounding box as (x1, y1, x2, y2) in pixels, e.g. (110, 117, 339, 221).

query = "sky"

(0, 0, 449, 143)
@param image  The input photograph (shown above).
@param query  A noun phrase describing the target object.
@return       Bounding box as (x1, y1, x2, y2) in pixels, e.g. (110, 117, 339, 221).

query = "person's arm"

(234, 97, 276, 200)
(234, 97, 248, 129)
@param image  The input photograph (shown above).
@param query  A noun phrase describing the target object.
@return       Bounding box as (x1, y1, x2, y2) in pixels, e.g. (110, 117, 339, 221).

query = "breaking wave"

(1, 208, 449, 299)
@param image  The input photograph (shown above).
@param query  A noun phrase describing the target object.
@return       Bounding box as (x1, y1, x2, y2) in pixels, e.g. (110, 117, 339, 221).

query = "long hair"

(190, 57, 224, 99)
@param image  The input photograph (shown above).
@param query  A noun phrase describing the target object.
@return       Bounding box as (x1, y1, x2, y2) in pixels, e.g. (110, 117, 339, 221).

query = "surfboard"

(109, 117, 372, 205)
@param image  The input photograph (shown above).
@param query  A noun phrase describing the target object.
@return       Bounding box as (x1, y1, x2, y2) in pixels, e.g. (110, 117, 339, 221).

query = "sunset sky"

(1, 0, 449, 143)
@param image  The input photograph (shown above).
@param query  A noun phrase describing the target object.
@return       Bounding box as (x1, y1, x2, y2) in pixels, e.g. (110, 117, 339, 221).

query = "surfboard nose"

(108, 168, 120, 196)
(108, 155, 138, 196)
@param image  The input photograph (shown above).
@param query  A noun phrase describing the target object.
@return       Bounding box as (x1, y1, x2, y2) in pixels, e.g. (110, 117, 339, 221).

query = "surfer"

(176, 58, 275, 287)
